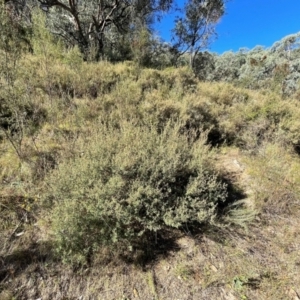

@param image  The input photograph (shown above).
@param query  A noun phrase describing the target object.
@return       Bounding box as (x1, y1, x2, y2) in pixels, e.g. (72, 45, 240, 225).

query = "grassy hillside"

(1, 44, 300, 299)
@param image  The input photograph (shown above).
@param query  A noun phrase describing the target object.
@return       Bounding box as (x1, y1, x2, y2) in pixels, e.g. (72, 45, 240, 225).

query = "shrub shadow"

(118, 228, 182, 269)
(216, 176, 248, 216)
(0, 241, 54, 283)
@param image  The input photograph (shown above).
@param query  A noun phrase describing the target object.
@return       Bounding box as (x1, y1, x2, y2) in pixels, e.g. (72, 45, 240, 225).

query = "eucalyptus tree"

(268, 33, 300, 95)
(36, 0, 174, 60)
(235, 34, 300, 94)
(172, 0, 224, 69)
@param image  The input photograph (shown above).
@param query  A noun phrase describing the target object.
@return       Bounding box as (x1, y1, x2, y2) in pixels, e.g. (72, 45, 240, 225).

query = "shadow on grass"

(0, 196, 49, 282)
(217, 176, 248, 216)
(0, 241, 54, 282)
(118, 228, 182, 269)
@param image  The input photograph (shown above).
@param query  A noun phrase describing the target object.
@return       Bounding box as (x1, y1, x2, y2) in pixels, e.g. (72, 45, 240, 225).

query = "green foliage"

(0, 2, 47, 157)
(0, 0, 24, 81)
(44, 121, 227, 263)
(173, 0, 224, 68)
(1, 4, 300, 299)
(31, 9, 64, 59)
(194, 32, 300, 97)
(131, 27, 153, 67)
(0, 0, 31, 56)
(38, 0, 174, 60)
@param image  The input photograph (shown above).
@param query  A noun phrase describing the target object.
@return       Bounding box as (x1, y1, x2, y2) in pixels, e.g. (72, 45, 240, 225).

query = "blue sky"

(155, 0, 300, 54)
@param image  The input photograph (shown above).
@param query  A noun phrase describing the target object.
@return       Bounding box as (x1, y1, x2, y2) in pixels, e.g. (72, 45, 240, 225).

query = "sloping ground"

(1, 148, 300, 300)
(1, 58, 300, 299)
(212, 148, 300, 299)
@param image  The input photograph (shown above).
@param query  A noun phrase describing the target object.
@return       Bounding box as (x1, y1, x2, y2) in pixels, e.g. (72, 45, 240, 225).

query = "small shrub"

(44, 121, 227, 263)
(0, 97, 47, 136)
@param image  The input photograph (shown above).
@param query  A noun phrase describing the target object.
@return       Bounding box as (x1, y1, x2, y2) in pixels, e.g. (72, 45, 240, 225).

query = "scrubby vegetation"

(193, 32, 300, 97)
(1, 2, 300, 299)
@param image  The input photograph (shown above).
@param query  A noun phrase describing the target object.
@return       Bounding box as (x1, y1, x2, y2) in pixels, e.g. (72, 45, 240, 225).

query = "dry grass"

(2, 217, 299, 299)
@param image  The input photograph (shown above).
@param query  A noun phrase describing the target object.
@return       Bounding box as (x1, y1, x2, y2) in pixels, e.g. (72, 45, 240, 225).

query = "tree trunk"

(95, 35, 104, 61)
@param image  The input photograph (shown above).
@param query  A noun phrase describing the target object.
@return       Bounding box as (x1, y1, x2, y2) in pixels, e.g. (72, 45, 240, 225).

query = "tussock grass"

(245, 142, 300, 215)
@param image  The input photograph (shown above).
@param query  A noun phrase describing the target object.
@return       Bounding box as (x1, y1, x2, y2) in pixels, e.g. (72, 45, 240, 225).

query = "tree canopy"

(3, 0, 225, 63)
(173, 0, 224, 67)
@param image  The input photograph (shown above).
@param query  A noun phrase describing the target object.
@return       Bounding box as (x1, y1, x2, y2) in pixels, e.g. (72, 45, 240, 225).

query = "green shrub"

(44, 121, 227, 263)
